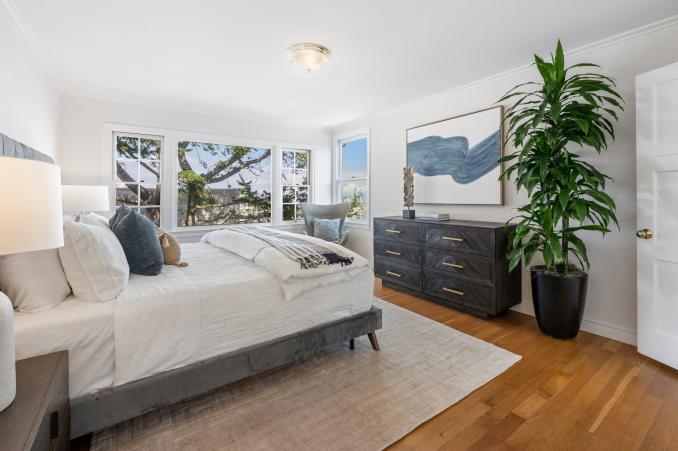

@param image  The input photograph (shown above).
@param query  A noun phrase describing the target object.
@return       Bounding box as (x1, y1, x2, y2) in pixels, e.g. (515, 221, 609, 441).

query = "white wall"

(0, 2, 60, 156)
(334, 20, 678, 345)
(58, 95, 333, 224)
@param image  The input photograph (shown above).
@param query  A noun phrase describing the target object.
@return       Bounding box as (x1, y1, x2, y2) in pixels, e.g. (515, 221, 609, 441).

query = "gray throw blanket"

(231, 226, 354, 269)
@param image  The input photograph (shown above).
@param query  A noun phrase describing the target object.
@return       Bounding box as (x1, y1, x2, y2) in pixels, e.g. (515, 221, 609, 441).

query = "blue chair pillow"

(109, 205, 164, 276)
(313, 218, 341, 243)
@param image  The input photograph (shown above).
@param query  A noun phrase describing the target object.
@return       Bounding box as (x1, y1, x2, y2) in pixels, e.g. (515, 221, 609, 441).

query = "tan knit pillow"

(158, 230, 187, 267)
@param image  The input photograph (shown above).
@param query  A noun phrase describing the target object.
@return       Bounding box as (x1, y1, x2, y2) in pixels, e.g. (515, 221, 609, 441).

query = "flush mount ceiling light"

(287, 43, 331, 74)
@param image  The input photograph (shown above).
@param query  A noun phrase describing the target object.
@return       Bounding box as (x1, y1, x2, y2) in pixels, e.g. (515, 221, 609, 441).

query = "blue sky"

(342, 138, 368, 179)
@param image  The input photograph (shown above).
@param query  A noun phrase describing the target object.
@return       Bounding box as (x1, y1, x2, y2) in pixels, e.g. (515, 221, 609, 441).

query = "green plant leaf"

(509, 253, 522, 271)
(575, 119, 589, 134)
(548, 234, 563, 258)
(555, 40, 565, 79)
(558, 189, 569, 211)
(573, 200, 587, 222)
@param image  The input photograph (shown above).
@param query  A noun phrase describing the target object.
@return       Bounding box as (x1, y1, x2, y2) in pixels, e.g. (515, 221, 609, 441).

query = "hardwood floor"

(376, 280, 678, 451)
(72, 280, 678, 450)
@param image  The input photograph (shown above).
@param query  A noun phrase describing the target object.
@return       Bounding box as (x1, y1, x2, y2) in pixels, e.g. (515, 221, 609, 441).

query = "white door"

(637, 61, 678, 369)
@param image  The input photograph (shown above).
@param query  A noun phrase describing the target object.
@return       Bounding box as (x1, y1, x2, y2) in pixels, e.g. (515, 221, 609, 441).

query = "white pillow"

(81, 212, 111, 228)
(59, 220, 129, 301)
(0, 249, 71, 313)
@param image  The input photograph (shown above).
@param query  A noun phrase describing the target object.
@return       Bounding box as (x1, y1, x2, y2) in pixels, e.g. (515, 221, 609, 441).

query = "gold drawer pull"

(386, 271, 402, 278)
(386, 229, 401, 234)
(442, 287, 465, 296)
(442, 236, 464, 242)
(442, 262, 464, 269)
(385, 250, 401, 256)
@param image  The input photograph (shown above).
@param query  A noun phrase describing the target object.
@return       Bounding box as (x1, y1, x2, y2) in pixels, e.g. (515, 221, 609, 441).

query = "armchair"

(299, 202, 350, 245)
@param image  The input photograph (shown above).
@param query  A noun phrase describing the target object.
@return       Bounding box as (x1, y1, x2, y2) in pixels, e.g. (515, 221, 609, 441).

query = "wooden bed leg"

(367, 332, 380, 351)
(349, 338, 355, 350)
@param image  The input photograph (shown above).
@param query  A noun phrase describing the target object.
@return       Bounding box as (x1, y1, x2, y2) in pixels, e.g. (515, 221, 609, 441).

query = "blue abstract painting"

(406, 106, 503, 205)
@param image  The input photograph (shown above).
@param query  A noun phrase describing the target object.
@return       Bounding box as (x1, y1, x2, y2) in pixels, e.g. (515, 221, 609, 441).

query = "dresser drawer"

(424, 249, 495, 287)
(424, 272, 495, 313)
(424, 224, 494, 256)
(374, 239, 421, 267)
(375, 259, 421, 290)
(374, 219, 421, 244)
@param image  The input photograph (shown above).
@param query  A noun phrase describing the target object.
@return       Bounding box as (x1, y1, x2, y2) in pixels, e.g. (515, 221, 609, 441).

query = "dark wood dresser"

(0, 351, 70, 451)
(373, 216, 521, 317)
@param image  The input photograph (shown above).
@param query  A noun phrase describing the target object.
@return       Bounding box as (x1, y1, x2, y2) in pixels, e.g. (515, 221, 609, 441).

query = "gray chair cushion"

(109, 205, 163, 276)
(300, 203, 350, 238)
(313, 218, 341, 243)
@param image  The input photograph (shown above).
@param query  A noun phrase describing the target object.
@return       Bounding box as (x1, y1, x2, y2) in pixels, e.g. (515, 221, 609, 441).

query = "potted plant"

(498, 41, 623, 339)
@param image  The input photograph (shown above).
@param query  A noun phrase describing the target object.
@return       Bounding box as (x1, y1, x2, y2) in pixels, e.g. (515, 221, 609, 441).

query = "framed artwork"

(406, 106, 503, 205)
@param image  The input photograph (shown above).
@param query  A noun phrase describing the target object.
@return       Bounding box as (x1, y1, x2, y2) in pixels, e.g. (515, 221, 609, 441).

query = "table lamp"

(0, 156, 64, 412)
(61, 185, 110, 220)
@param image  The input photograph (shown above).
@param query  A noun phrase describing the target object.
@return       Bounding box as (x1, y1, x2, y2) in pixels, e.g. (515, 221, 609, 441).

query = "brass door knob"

(637, 228, 653, 239)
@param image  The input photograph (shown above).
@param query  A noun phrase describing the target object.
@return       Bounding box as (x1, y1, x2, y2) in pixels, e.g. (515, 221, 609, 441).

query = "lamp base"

(402, 209, 416, 219)
(0, 293, 15, 412)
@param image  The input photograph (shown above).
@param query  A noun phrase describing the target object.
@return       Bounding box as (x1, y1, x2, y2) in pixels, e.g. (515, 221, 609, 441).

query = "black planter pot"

(530, 269, 588, 339)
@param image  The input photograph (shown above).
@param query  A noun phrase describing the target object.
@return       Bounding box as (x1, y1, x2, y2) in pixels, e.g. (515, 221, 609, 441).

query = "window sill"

(171, 222, 306, 243)
(345, 221, 370, 230)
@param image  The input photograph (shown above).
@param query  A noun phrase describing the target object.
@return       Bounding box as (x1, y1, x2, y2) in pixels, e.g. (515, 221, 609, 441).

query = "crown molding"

(333, 14, 678, 132)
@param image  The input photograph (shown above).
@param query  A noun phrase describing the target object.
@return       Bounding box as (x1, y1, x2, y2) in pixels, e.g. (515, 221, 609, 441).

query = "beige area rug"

(92, 298, 520, 451)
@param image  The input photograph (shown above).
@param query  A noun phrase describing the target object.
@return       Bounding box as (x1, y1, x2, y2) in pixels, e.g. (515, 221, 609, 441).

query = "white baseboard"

(580, 317, 637, 346)
(511, 301, 637, 345)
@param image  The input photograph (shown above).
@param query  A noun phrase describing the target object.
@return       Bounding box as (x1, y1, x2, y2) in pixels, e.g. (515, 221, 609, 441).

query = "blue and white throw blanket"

(230, 226, 354, 269)
(202, 226, 368, 301)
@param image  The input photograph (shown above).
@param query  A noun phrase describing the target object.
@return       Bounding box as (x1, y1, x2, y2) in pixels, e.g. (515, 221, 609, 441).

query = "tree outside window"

(177, 141, 272, 227)
(281, 149, 311, 222)
(114, 133, 162, 227)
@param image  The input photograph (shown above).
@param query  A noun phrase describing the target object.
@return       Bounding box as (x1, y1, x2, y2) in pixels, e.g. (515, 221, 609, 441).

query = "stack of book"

(418, 212, 450, 221)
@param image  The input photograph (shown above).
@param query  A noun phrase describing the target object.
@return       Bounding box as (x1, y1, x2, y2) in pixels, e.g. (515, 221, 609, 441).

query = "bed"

(14, 240, 380, 437)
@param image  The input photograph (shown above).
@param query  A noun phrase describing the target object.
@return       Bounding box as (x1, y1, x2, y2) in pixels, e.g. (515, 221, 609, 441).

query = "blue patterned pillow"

(109, 205, 164, 276)
(313, 218, 341, 243)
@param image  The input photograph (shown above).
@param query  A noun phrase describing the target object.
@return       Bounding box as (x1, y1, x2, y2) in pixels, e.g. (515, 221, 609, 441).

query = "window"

(176, 140, 272, 227)
(281, 149, 310, 222)
(337, 133, 369, 222)
(111, 127, 312, 231)
(114, 132, 162, 226)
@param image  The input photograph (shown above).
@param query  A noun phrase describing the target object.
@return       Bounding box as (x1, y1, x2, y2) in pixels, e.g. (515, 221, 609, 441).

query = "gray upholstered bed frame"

(70, 306, 382, 438)
(0, 133, 54, 162)
(1, 133, 382, 439)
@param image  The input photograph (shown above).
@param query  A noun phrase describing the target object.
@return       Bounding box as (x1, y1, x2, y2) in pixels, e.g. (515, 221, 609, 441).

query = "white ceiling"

(10, 0, 678, 129)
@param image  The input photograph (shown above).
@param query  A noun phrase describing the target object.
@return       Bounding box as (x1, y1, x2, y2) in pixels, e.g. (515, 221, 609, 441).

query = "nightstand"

(0, 351, 70, 450)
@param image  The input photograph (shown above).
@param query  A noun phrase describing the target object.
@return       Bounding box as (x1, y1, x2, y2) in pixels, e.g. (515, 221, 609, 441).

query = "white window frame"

(280, 148, 312, 224)
(105, 124, 314, 234)
(334, 128, 370, 226)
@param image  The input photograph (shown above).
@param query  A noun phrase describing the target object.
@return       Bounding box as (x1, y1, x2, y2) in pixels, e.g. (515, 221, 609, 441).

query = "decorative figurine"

(403, 166, 415, 218)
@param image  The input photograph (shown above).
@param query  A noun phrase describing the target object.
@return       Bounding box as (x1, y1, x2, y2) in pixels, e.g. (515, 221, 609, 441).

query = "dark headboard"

(0, 133, 54, 163)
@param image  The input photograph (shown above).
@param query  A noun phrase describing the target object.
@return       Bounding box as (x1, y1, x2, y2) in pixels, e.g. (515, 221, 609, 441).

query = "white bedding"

(202, 228, 369, 300)
(14, 241, 373, 398)
(14, 298, 115, 396)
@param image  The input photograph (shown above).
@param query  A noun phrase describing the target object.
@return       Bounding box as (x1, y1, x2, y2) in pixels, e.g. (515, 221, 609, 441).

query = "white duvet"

(202, 228, 369, 300)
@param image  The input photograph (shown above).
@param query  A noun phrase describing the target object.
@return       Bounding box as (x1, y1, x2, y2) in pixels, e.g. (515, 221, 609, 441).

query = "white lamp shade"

(0, 157, 64, 255)
(61, 185, 110, 213)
